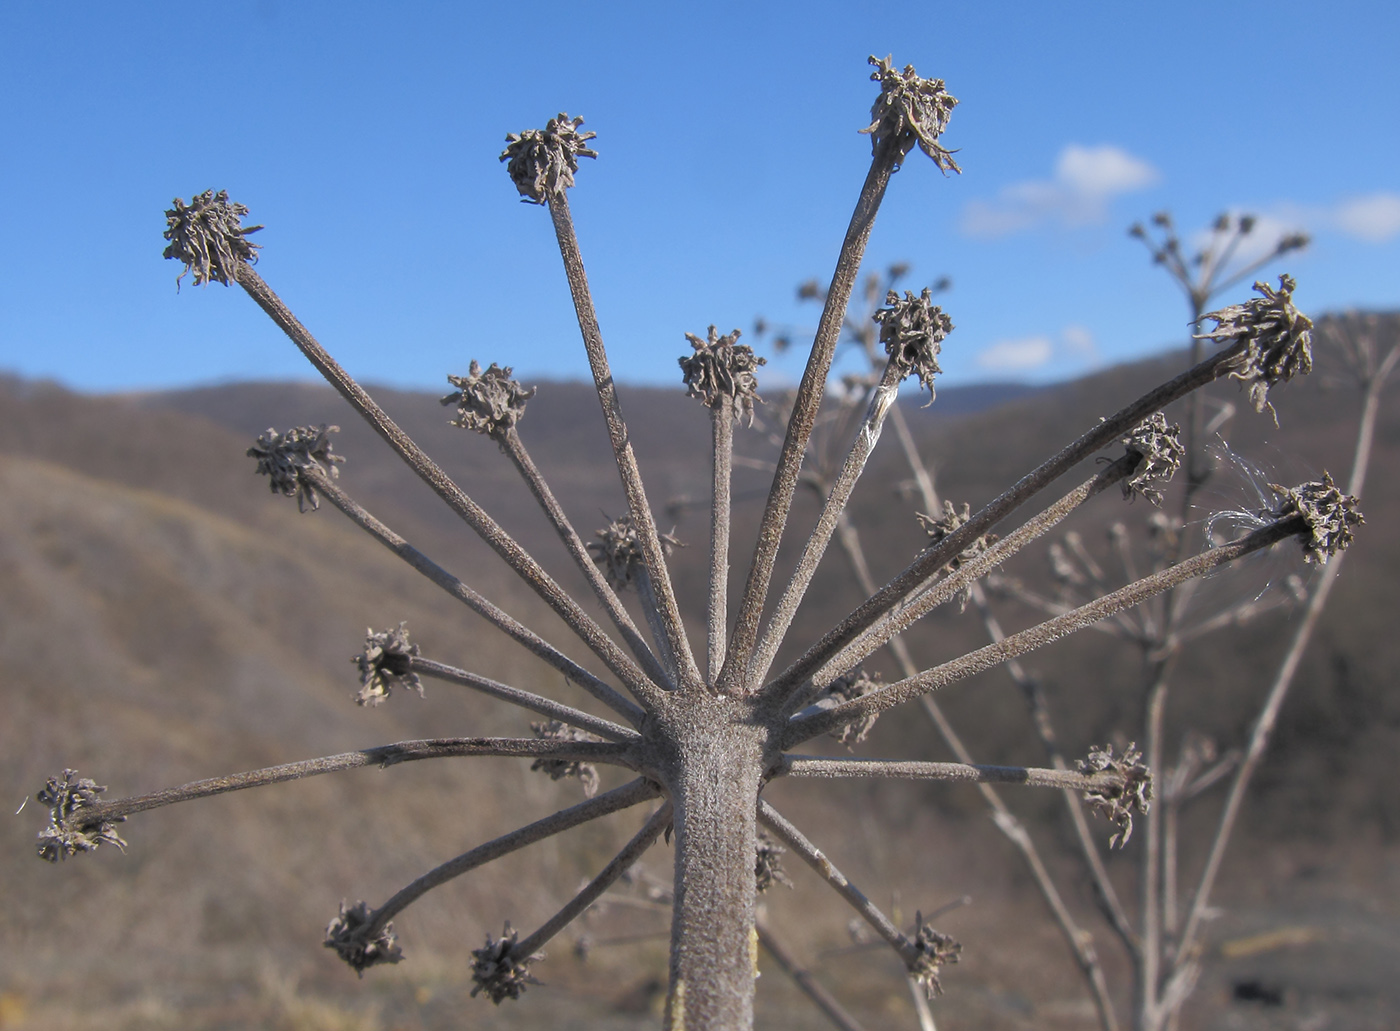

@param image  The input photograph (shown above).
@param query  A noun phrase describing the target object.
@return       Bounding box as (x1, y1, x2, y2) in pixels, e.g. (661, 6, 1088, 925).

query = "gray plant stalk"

(34, 58, 1358, 1031)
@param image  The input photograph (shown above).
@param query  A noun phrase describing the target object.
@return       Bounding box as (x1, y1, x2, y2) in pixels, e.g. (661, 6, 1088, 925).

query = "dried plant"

(32, 57, 1364, 1031)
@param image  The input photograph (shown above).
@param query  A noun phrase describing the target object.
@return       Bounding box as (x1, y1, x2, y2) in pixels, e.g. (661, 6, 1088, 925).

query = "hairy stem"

(779, 755, 1128, 792)
(709, 405, 734, 682)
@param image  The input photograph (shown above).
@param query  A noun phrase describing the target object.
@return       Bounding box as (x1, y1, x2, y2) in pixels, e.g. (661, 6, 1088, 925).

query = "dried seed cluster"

(823, 667, 884, 746)
(861, 55, 960, 173)
(1199, 275, 1314, 420)
(529, 721, 600, 797)
(1122, 412, 1185, 505)
(352, 623, 423, 706)
(500, 114, 598, 204)
(324, 900, 403, 975)
(874, 288, 951, 400)
(1078, 743, 1153, 849)
(754, 831, 793, 894)
(471, 923, 543, 1003)
(907, 914, 962, 998)
(247, 424, 344, 513)
(678, 325, 766, 425)
(1269, 473, 1364, 564)
(162, 189, 263, 288)
(587, 515, 682, 590)
(34, 769, 127, 863)
(917, 501, 998, 610)
(441, 360, 536, 440)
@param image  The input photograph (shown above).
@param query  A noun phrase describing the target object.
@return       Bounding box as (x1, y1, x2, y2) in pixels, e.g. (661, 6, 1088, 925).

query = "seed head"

(352, 623, 423, 706)
(162, 189, 262, 289)
(861, 55, 960, 173)
(754, 831, 793, 894)
(501, 114, 598, 204)
(678, 326, 766, 425)
(471, 922, 543, 1003)
(1078, 743, 1153, 848)
(907, 914, 961, 998)
(1121, 412, 1185, 506)
(529, 721, 600, 797)
(917, 501, 998, 610)
(1198, 275, 1313, 421)
(1268, 473, 1363, 565)
(247, 424, 344, 513)
(874, 288, 952, 401)
(442, 361, 536, 440)
(324, 900, 403, 975)
(587, 515, 683, 590)
(34, 769, 127, 862)
(823, 668, 884, 746)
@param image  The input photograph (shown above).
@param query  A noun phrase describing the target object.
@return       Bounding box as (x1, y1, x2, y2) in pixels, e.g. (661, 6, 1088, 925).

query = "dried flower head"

(873, 288, 952, 401)
(586, 515, 683, 590)
(917, 501, 998, 610)
(500, 114, 598, 204)
(247, 424, 344, 513)
(861, 55, 960, 173)
(678, 326, 766, 425)
(907, 914, 961, 998)
(441, 361, 536, 440)
(1198, 275, 1314, 421)
(529, 721, 600, 797)
(324, 900, 403, 975)
(823, 668, 884, 746)
(471, 922, 543, 1003)
(1268, 473, 1364, 564)
(352, 623, 423, 706)
(1121, 412, 1185, 505)
(754, 831, 793, 894)
(162, 189, 262, 289)
(1078, 743, 1153, 849)
(34, 769, 127, 862)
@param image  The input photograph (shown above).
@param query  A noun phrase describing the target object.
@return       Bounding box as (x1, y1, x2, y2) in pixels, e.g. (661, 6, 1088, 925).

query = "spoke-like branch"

(410, 658, 638, 743)
(357, 778, 662, 945)
(300, 466, 645, 725)
(709, 405, 734, 681)
(498, 427, 673, 691)
(510, 801, 673, 961)
(232, 264, 661, 710)
(756, 914, 868, 1031)
(765, 341, 1254, 702)
(66, 738, 639, 830)
(545, 191, 703, 692)
(786, 516, 1305, 748)
(778, 755, 1127, 793)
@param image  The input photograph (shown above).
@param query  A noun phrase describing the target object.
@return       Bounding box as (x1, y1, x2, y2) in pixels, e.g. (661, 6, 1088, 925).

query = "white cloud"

(975, 325, 1101, 375)
(1331, 193, 1400, 243)
(961, 144, 1159, 239)
(1060, 324, 1099, 362)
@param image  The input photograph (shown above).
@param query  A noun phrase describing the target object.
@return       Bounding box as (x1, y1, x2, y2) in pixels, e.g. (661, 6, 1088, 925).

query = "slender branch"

(410, 658, 638, 743)
(232, 264, 661, 711)
(512, 801, 673, 960)
(756, 915, 869, 1031)
(765, 341, 1251, 702)
(719, 145, 900, 695)
(500, 426, 673, 691)
(544, 192, 703, 692)
(779, 755, 1127, 793)
(786, 516, 1305, 748)
(72, 738, 640, 827)
(361, 778, 662, 941)
(300, 466, 644, 725)
(709, 405, 734, 681)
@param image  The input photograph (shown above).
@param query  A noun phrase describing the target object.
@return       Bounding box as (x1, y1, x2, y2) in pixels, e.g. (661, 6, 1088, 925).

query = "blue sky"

(2, 1, 1396, 396)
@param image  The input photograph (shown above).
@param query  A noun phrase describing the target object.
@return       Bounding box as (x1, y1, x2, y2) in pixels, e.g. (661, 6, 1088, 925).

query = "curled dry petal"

(34, 769, 127, 862)
(678, 325, 766, 425)
(1198, 275, 1314, 421)
(586, 515, 683, 590)
(441, 360, 536, 440)
(352, 623, 423, 706)
(907, 913, 962, 998)
(917, 501, 998, 610)
(754, 830, 793, 894)
(861, 55, 960, 173)
(247, 424, 344, 513)
(471, 922, 543, 1003)
(1078, 743, 1153, 849)
(874, 288, 952, 402)
(162, 189, 263, 289)
(324, 900, 403, 975)
(1268, 473, 1364, 565)
(529, 721, 600, 797)
(500, 114, 598, 204)
(1121, 412, 1185, 506)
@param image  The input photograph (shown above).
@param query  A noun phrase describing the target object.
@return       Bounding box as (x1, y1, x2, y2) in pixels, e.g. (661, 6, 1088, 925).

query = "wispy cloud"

(961, 145, 1159, 239)
(1330, 193, 1400, 243)
(975, 325, 1100, 375)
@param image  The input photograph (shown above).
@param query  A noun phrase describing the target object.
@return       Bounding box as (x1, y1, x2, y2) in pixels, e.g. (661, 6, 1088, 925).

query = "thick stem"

(708, 405, 734, 682)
